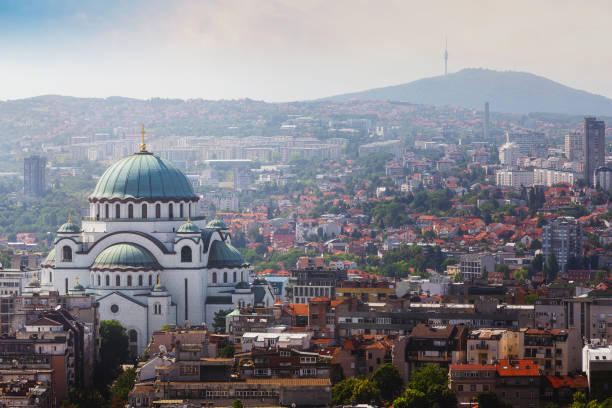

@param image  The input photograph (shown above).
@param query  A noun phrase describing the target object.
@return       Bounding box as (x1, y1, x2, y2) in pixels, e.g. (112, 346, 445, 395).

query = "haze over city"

(2, 0, 612, 101)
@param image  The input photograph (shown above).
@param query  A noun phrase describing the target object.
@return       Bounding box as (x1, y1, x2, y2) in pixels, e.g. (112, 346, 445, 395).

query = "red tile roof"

(545, 375, 588, 389)
(450, 364, 497, 371)
(496, 360, 539, 377)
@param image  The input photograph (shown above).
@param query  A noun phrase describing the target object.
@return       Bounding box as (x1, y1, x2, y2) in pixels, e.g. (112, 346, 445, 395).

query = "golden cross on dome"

(67, 212, 71, 223)
(140, 124, 147, 152)
(157, 275, 161, 285)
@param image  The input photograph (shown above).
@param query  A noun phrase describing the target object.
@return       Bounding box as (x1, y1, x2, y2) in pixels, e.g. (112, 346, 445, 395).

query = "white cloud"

(1, 0, 612, 101)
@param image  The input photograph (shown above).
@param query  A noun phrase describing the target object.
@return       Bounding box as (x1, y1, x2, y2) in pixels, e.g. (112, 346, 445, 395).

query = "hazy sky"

(1, 0, 611, 102)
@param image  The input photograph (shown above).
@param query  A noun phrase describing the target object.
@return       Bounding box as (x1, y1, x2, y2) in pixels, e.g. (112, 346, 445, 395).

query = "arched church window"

(96, 204, 100, 219)
(105, 204, 109, 218)
(128, 204, 133, 219)
(128, 329, 138, 343)
(154, 303, 161, 315)
(106, 275, 110, 286)
(223, 272, 227, 283)
(156, 204, 161, 218)
(138, 275, 143, 286)
(212, 272, 217, 284)
(180, 203, 184, 218)
(169, 203, 174, 219)
(241, 271, 244, 281)
(233, 271, 236, 282)
(116, 275, 121, 286)
(115, 204, 121, 218)
(142, 204, 147, 219)
(49, 271, 52, 282)
(181, 246, 192, 263)
(62, 246, 72, 262)
(127, 276, 132, 286)
(148, 275, 152, 286)
(97, 275, 101, 286)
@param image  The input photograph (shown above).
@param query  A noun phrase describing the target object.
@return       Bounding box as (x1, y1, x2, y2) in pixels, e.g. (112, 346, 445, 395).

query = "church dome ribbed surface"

(89, 151, 197, 202)
(206, 218, 228, 230)
(207, 240, 245, 268)
(177, 221, 201, 233)
(58, 221, 80, 233)
(91, 243, 161, 271)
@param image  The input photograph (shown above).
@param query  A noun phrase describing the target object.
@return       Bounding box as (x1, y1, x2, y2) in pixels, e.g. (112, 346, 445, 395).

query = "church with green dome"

(40, 145, 272, 356)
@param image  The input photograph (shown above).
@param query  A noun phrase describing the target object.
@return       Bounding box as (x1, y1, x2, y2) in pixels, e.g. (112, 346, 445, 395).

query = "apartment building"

(449, 364, 497, 404)
(459, 253, 495, 280)
(520, 328, 582, 376)
(393, 324, 466, 382)
(495, 359, 540, 408)
(467, 329, 520, 365)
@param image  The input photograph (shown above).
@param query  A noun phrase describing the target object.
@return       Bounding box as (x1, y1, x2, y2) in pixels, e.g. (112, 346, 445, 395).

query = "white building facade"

(39, 147, 269, 355)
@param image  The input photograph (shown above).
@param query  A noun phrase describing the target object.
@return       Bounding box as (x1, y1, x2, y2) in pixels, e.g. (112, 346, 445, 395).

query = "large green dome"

(91, 243, 161, 271)
(89, 151, 197, 202)
(208, 240, 245, 268)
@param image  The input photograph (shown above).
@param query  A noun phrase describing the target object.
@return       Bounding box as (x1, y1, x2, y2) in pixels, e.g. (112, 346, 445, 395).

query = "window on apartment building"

(470, 385, 476, 392)
(368, 352, 372, 359)
(457, 385, 464, 391)
(483, 385, 489, 391)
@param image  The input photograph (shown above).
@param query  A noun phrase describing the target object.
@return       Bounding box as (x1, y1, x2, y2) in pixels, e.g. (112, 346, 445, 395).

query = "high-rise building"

(499, 142, 521, 167)
(542, 216, 581, 273)
(583, 117, 605, 186)
(23, 155, 46, 196)
(594, 166, 612, 190)
(565, 131, 583, 161)
(506, 130, 547, 157)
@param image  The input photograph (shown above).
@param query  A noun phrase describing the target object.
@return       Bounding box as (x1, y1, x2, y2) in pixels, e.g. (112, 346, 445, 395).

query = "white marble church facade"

(38, 146, 271, 355)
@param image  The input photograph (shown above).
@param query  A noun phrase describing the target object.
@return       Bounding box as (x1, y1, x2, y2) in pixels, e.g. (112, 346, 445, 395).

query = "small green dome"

(206, 218, 228, 230)
(72, 281, 85, 291)
(177, 221, 200, 234)
(152, 282, 167, 292)
(58, 221, 80, 233)
(91, 243, 161, 271)
(89, 151, 197, 202)
(26, 278, 41, 288)
(208, 240, 245, 268)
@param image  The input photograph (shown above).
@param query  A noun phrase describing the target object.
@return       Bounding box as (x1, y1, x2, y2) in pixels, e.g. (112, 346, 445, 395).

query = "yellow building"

(335, 281, 395, 303)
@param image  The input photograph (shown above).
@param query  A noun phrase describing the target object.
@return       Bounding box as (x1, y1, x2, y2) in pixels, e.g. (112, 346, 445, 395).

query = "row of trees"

(332, 363, 457, 408)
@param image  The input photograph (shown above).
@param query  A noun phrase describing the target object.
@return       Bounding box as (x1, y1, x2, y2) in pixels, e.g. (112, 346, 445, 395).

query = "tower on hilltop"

(444, 37, 448, 76)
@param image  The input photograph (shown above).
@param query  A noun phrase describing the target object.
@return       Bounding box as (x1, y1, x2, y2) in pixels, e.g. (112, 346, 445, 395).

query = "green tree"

(393, 389, 428, 408)
(571, 392, 588, 408)
(495, 264, 511, 280)
(218, 343, 235, 358)
(371, 363, 404, 404)
(232, 399, 245, 408)
(407, 364, 457, 408)
(110, 368, 136, 408)
(351, 379, 383, 406)
(95, 320, 130, 392)
(407, 363, 448, 392)
(332, 378, 361, 406)
(60, 388, 107, 408)
(213, 309, 233, 333)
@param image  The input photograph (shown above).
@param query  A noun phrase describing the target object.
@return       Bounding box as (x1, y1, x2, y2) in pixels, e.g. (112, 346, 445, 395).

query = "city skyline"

(2, 0, 612, 102)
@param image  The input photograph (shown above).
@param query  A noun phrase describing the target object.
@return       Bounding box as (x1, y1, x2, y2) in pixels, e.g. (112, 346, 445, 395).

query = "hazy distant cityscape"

(2, 1, 612, 408)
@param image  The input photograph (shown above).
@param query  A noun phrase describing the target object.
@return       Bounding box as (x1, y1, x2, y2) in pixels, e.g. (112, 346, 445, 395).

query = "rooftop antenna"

(444, 36, 448, 76)
(140, 124, 147, 152)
